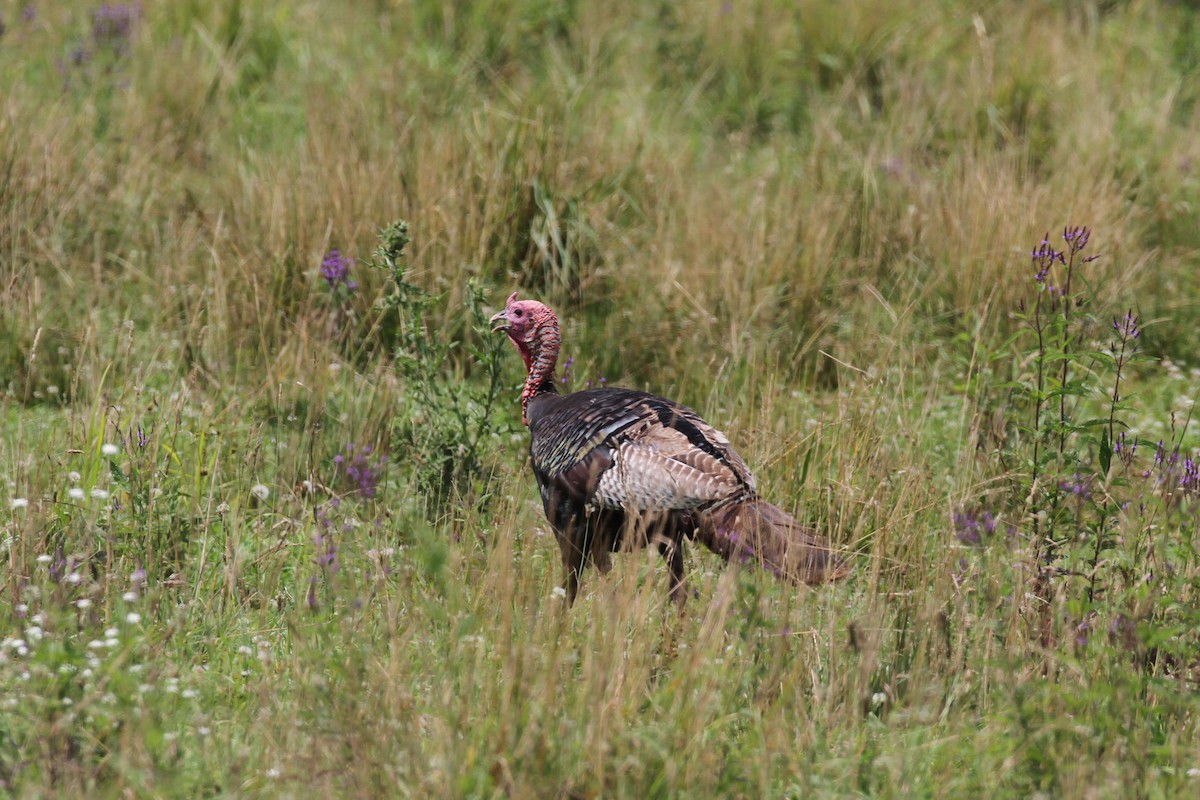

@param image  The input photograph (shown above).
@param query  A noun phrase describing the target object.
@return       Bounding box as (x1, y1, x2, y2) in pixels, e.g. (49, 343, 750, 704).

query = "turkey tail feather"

(694, 499, 850, 584)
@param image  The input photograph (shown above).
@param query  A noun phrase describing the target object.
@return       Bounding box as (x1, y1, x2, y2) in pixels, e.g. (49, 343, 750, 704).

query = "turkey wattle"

(491, 291, 850, 605)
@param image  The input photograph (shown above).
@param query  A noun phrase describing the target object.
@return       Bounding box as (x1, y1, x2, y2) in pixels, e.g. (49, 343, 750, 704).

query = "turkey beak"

(489, 309, 510, 333)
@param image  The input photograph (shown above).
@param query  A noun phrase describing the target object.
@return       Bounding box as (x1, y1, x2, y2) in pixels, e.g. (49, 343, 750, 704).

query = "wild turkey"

(491, 292, 850, 605)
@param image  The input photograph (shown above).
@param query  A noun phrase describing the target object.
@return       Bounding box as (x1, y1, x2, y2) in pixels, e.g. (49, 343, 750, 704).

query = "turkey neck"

(522, 336, 561, 426)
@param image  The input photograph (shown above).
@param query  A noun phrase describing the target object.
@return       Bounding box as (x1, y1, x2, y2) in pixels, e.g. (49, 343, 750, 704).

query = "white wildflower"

(250, 484, 270, 501)
(68, 471, 81, 482)
(551, 586, 567, 600)
(35, 554, 52, 564)
(75, 598, 91, 609)
(266, 768, 281, 779)
(122, 591, 138, 602)
(197, 726, 210, 737)
(10, 498, 28, 509)
(68, 488, 85, 500)
(104, 627, 119, 638)
(101, 443, 120, 456)
(90, 488, 109, 500)
(181, 688, 199, 699)
(126, 612, 141, 625)
(24, 627, 43, 642)
(65, 572, 82, 584)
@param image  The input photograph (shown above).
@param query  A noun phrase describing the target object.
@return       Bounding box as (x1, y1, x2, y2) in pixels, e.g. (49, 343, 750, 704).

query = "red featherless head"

(490, 292, 561, 424)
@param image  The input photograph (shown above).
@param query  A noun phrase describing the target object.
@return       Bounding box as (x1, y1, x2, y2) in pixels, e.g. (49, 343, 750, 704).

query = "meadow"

(2, 0, 1199, 796)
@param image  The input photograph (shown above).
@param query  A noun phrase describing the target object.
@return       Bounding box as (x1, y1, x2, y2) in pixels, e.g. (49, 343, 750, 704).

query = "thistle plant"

(371, 221, 511, 516)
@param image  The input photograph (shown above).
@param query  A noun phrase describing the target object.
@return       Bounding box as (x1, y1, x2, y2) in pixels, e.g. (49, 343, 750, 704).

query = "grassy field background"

(2, 0, 1200, 796)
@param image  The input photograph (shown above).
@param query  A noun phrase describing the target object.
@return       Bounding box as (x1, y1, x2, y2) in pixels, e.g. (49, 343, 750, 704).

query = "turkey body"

(492, 292, 849, 605)
(528, 386, 751, 604)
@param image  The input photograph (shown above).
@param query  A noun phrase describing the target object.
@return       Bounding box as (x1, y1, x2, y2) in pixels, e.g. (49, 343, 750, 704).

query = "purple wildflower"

(335, 444, 386, 498)
(1060, 473, 1092, 500)
(1031, 232, 1065, 283)
(1073, 616, 1091, 648)
(953, 508, 998, 546)
(1112, 310, 1141, 339)
(1182, 457, 1199, 492)
(48, 547, 67, 583)
(1114, 431, 1137, 466)
(313, 531, 339, 573)
(953, 512, 981, 545)
(951, 557, 969, 588)
(92, 4, 141, 55)
(1030, 227, 1099, 286)
(1062, 225, 1091, 254)
(320, 249, 358, 291)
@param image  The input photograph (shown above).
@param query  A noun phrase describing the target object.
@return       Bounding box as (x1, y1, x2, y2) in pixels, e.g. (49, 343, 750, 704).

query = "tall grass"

(1, 0, 1199, 796)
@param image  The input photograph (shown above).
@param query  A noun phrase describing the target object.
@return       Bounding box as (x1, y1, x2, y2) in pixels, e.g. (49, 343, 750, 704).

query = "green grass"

(2, 0, 1200, 796)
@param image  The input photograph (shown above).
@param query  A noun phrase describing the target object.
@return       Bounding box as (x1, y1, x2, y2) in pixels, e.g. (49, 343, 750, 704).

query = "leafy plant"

(971, 226, 1200, 675)
(372, 220, 512, 516)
